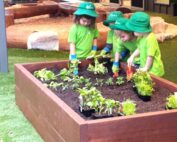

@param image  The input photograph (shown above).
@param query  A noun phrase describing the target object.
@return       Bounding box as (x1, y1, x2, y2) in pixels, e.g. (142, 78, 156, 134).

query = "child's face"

(80, 17, 91, 26)
(115, 30, 132, 42)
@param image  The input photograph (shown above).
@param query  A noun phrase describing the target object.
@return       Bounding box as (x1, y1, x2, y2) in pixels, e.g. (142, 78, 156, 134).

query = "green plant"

(59, 68, 70, 76)
(95, 78, 104, 86)
(104, 99, 117, 115)
(116, 76, 125, 85)
(121, 99, 136, 116)
(48, 81, 63, 90)
(166, 93, 177, 109)
(34, 68, 57, 81)
(132, 71, 152, 84)
(105, 77, 114, 86)
(78, 87, 102, 111)
(135, 82, 154, 96)
(87, 58, 108, 75)
(132, 71, 154, 97)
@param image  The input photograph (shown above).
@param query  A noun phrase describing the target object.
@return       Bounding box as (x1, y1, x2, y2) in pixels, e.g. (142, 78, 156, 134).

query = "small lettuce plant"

(116, 76, 125, 86)
(166, 93, 177, 109)
(34, 68, 57, 81)
(121, 99, 136, 116)
(87, 58, 108, 75)
(132, 71, 154, 97)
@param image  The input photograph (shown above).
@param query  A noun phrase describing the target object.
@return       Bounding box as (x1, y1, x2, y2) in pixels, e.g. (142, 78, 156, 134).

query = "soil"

(33, 65, 172, 120)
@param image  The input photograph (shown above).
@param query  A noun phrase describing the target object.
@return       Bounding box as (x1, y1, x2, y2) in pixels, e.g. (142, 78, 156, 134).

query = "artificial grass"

(0, 50, 68, 142)
(0, 11, 177, 142)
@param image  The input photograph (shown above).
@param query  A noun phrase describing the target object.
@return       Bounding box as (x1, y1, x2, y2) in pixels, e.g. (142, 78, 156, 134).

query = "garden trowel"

(126, 65, 133, 81)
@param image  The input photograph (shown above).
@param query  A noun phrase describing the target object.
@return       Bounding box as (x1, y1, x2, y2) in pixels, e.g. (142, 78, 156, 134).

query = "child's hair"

(74, 15, 96, 29)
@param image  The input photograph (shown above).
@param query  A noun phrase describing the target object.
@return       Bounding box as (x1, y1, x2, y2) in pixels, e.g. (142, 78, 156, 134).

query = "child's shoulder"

(147, 33, 157, 41)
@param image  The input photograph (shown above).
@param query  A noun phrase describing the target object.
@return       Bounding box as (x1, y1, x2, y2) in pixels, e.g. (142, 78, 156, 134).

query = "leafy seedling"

(116, 76, 125, 85)
(87, 58, 108, 75)
(166, 93, 177, 109)
(105, 77, 114, 86)
(34, 68, 57, 81)
(121, 99, 136, 116)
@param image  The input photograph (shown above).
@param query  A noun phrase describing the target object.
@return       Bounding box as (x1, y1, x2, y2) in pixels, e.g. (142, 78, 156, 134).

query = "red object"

(126, 66, 133, 81)
(113, 72, 119, 78)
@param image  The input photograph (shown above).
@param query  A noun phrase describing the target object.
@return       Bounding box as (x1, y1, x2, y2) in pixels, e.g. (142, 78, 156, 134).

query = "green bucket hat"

(126, 12, 152, 33)
(110, 17, 131, 31)
(103, 11, 123, 26)
(74, 2, 98, 18)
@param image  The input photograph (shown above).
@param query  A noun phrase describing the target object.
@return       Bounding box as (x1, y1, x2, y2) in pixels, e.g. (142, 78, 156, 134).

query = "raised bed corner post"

(0, 0, 8, 73)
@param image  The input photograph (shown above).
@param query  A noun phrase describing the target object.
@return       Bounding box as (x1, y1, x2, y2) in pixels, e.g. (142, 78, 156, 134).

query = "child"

(126, 12, 164, 77)
(110, 17, 139, 77)
(68, 2, 99, 75)
(99, 11, 124, 60)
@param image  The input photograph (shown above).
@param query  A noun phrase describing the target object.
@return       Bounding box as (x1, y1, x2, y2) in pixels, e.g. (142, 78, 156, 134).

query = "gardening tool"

(113, 72, 119, 78)
(126, 65, 133, 81)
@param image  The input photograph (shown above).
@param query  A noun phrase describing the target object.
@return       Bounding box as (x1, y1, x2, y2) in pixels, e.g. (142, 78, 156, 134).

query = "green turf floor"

(0, 50, 68, 142)
(0, 12, 177, 142)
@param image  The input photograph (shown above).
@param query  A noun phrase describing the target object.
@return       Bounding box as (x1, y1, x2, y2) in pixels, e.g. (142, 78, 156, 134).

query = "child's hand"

(86, 50, 97, 59)
(99, 46, 110, 58)
(69, 54, 79, 75)
(86, 45, 97, 59)
(100, 50, 107, 57)
(112, 61, 120, 78)
(127, 56, 134, 67)
(137, 67, 148, 72)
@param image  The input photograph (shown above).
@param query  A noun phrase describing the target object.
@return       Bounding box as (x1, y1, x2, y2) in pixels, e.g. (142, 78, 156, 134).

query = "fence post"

(0, 0, 8, 73)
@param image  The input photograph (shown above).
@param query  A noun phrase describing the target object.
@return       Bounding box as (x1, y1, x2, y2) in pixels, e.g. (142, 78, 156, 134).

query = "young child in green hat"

(99, 11, 125, 60)
(110, 17, 139, 77)
(68, 2, 99, 75)
(126, 12, 164, 77)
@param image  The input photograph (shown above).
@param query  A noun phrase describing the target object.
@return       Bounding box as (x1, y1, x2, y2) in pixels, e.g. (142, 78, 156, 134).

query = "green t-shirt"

(68, 24, 99, 59)
(137, 33, 164, 77)
(106, 30, 120, 58)
(114, 35, 139, 64)
(106, 30, 114, 44)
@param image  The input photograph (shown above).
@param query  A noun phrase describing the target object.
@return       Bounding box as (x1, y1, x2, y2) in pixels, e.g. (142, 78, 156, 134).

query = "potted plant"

(132, 71, 154, 101)
(121, 99, 136, 116)
(92, 98, 121, 119)
(78, 87, 101, 117)
(166, 92, 177, 109)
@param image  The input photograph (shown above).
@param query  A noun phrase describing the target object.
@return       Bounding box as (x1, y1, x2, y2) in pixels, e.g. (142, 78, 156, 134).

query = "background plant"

(34, 68, 57, 81)
(166, 93, 177, 109)
(87, 58, 108, 75)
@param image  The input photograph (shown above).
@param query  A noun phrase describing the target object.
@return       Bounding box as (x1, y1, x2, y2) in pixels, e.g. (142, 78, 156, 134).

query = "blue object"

(92, 45, 98, 51)
(121, 50, 129, 59)
(103, 46, 111, 52)
(73, 67, 79, 75)
(113, 61, 120, 67)
(70, 54, 77, 60)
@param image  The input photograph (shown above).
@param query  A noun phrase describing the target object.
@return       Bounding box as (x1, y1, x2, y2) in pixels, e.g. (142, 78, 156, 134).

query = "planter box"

(15, 60, 177, 142)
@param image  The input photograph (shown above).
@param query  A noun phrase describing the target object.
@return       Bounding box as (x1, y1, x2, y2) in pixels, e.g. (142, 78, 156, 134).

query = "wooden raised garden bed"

(15, 60, 177, 142)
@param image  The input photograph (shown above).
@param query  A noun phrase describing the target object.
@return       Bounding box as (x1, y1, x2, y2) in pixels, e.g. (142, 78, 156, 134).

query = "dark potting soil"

(35, 66, 172, 120)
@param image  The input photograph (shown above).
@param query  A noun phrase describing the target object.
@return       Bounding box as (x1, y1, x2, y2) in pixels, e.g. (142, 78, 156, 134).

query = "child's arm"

(114, 52, 121, 62)
(112, 52, 121, 78)
(140, 56, 153, 72)
(69, 42, 76, 55)
(93, 38, 97, 47)
(86, 38, 98, 59)
(69, 42, 79, 75)
(127, 48, 140, 66)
